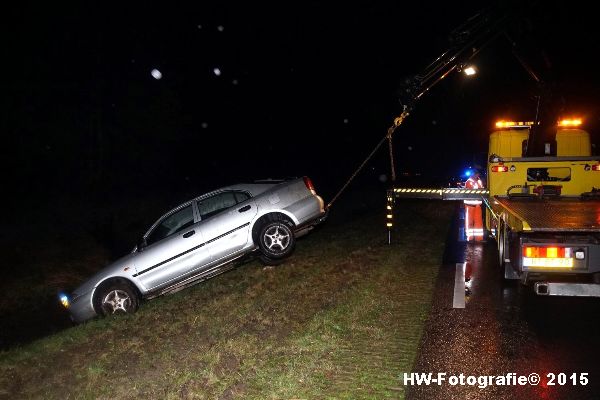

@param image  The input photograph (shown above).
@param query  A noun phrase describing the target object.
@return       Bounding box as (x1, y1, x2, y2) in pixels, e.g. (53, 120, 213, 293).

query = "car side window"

(234, 191, 250, 203)
(197, 191, 247, 220)
(146, 205, 194, 246)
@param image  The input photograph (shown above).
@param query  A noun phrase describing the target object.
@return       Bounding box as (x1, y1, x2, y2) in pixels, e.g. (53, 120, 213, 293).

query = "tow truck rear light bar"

(557, 118, 582, 127)
(592, 164, 600, 171)
(522, 246, 574, 268)
(495, 121, 534, 128)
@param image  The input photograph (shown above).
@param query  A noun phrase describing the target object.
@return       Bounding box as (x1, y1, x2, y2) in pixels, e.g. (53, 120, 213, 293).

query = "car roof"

(197, 182, 277, 199)
(144, 182, 280, 237)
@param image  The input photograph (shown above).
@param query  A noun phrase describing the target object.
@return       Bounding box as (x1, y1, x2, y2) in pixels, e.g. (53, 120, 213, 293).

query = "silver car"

(62, 177, 326, 322)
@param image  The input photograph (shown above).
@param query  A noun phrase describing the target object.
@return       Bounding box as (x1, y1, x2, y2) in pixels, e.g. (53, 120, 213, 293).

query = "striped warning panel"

(391, 188, 489, 201)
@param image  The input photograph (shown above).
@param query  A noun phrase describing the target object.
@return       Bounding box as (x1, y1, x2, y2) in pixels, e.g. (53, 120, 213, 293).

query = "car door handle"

(183, 230, 195, 238)
(238, 205, 251, 213)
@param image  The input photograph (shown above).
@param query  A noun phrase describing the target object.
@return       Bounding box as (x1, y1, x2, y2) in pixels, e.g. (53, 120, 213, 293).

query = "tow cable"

(326, 108, 410, 210)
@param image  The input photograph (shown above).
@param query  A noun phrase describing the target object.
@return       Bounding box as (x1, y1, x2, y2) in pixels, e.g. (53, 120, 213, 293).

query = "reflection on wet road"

(409, 211, 600, 400)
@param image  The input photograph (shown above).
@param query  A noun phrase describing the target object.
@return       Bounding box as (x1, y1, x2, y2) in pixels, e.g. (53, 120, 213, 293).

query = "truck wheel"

(497, 220, 505, 268)
(258, 219, 296, 260)
(96, 281, 139, 316)
(498, 223, 520, 280)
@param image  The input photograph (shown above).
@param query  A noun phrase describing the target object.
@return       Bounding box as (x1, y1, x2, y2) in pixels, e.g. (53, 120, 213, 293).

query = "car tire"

(258, 218, 295, 260)
(259, 254, 288, 266)
(96, 281, 139, 317)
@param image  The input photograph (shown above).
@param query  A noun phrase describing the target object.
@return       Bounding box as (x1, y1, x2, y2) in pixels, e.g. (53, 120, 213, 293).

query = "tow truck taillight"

(303, 176, 316, 193)
(523, 247, 568, 258)
(593, 164, 600, 171)
(491, 165, 509, 172)
(522, 246, 573, 268)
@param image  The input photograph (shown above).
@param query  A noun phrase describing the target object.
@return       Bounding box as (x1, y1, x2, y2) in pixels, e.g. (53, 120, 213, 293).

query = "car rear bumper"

(286, 194, 325, 224)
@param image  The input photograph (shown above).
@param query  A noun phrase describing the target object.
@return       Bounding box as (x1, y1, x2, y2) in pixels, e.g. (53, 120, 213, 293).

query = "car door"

(196, 191, 258, 263)
(132, 203, 210, 291)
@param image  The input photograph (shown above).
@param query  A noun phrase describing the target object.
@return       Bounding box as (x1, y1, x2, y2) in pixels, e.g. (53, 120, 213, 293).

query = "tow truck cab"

(486, 119, 600, 296)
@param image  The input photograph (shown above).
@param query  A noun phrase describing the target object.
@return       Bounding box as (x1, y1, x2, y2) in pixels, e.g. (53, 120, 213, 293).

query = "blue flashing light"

(463, 168, 473, 178)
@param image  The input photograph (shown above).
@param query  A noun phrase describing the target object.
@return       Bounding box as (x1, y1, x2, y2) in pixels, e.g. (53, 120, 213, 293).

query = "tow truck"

(485, 119, 600, 296)
(329, 3, 600, 297)
(391, 119, 600, 296)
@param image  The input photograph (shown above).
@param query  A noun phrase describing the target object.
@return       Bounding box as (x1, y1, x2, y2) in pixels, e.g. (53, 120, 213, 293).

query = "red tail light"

(522, 246, 568, 258)
(303, 176, 316, 193)
(593, 164, 600, 171)
(491, 165, 509, 172)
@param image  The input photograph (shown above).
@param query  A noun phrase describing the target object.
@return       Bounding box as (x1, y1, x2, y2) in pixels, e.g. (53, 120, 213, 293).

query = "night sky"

(6, 1, 600, 205)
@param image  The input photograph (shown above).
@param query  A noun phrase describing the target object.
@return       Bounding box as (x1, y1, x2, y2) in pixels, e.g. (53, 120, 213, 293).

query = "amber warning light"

(495, 121, 534, 129)
(558, 118, 582, 127)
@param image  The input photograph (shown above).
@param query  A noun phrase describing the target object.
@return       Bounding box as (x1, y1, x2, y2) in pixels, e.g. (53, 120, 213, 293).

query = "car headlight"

(58, 292, 71, 309)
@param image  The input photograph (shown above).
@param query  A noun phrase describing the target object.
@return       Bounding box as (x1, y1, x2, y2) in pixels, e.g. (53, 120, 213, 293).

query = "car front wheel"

(258, 220, 295, 260)
(96, 282, 139, 317)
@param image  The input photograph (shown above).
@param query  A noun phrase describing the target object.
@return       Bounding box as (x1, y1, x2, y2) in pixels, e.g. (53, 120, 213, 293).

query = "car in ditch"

(61, 176, 326, 322)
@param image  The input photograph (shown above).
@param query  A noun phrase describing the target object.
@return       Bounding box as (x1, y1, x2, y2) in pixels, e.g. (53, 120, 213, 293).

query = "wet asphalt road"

(408, 206, 600, 400)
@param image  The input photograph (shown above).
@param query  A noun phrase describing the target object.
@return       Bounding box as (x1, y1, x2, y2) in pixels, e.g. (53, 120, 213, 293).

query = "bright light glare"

(151, 69, 162, 80)
(495, 121, 534, 128)
(558, 118, 582, 127)
(463, 66, 477, 76)
(546, 247, 558, 258)
(213, 68, 222, 76)
(59, 293, 70, 308)
(523, 258, 573, 268)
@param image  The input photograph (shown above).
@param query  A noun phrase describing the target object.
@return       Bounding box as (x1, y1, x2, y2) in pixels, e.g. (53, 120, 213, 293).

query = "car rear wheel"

(258, 220, 295, 260)
(97, 282, 139, 316)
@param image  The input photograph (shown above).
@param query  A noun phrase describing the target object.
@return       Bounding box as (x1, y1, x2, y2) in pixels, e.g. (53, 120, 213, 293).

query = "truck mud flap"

(534, 282, 600, 297)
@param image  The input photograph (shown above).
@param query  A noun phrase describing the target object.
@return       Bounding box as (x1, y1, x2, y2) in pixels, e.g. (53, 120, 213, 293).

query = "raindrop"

(151, 69, 162, 80)
(408, 146, 413, 151)
(232, 79, 238, 85)
(217, 25, 224, 32)
(201, 122, 208, 129)
(197, 24, 202, 29)
(343, 118, 349, 124)
(213, 68, 221, 76)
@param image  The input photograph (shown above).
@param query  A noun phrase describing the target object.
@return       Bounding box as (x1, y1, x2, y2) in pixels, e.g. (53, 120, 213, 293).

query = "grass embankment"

(0, 199, 453, 399)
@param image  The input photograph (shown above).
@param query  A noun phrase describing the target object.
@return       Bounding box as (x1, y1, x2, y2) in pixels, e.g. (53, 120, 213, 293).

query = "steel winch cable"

(326, 109, 409, 209)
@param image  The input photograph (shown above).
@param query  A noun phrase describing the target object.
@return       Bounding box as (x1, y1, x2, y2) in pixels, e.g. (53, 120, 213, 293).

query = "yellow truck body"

(484, 123, 600, 295)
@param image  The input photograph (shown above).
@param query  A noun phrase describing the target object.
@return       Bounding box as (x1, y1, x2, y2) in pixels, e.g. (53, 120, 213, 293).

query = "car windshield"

(146, 205, 194, 245)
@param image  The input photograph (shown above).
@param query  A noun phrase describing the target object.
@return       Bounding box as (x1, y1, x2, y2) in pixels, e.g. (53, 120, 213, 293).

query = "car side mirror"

(137, 238, 147, 252)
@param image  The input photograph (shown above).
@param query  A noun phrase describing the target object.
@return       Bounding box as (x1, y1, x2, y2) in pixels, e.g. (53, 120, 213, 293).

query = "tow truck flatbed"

(493, 197, 600, 232)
